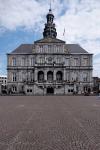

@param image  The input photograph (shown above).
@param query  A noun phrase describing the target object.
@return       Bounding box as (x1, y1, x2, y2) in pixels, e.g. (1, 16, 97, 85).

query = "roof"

(34, 38, 65, 44)
(11, 44, 33, 54)
(66, 44, 89, 54)
(9, 42, 89, 54)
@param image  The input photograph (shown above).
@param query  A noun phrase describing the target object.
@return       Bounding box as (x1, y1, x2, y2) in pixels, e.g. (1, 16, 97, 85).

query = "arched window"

(47, 71, 53, 82)
(38, 71, 44, 83)
(56, 71, 63, 82)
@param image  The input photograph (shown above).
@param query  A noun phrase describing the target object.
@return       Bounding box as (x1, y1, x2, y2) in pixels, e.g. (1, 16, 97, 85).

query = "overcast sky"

(0, 0, 100, 76)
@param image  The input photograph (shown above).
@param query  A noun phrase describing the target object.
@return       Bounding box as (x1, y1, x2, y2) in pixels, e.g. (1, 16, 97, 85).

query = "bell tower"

(43, 9, 57, 38)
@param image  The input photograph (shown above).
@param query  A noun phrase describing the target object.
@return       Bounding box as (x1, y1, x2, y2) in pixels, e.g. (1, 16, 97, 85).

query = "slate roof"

(66, 44, 88, 54)
(11, 44, 33, 54)
(10, 43, 89, 54)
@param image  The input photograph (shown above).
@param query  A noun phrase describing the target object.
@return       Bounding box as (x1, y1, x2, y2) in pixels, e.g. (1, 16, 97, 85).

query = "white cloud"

(0, 0, 46, 30)
(1, 0, 100, 53)
(0, 0, 65, 31)
(0, 0, 100, 76)
(56, 0, 100, 55)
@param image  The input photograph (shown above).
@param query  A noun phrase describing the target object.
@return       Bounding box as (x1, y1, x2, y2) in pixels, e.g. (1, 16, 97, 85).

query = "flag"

(63, 28, 65, 36)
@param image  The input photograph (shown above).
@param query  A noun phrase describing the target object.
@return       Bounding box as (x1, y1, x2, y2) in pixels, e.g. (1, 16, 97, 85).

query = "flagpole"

(63, 28, 66, 42)
(50, 0, 51, 10)
(50, 0, 52, 10)
(50, 0, 54, 10)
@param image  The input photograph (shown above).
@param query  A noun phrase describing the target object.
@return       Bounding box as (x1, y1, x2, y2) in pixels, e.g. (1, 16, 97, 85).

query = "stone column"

(34, 69, 38, 81)
(64, 69, 66, 81)
(44, 70, 47, 81)
(54, 70, 56, 81)
(78, 82, 83, 94)
(74, 84, 76, 92)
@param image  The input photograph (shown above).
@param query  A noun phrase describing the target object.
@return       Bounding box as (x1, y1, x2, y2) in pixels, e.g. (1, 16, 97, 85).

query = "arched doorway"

(47, 87, 54, 94)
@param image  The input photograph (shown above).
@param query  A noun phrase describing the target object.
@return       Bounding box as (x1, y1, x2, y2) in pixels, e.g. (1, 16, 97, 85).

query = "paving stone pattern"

(0, 96, 100, 150)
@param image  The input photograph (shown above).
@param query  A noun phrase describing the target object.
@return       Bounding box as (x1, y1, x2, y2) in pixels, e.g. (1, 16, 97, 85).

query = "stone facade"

(7, 9, 93, 95)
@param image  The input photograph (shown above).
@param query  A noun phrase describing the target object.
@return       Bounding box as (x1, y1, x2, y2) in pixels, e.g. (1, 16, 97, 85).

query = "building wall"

(7, 46, 93, 95)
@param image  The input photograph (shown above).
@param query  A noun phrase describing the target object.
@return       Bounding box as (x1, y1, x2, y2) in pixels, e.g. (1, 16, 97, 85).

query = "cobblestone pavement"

(0, 96, 100, 150)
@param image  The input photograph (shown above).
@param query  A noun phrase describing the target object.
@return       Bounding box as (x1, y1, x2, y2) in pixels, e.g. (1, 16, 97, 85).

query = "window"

(38, 71, 44, 82)
(12, 86, 17, 92)
(30, 89, 32, 92)
(30, 58, 34, 66)
(36, 45, 39, 53)
(66, 73, 69, 81)
(12, 73, 17, 82)
(57, 57, 61, 64)
(83, 77, 87, 82)
(27, 89, 32, 93)
(56, 71, 63, 82)
(39, 57, 44, 64)
(68, 89, 70, 93)
(40, 45, 43, 53)
(22, 58, 25, 66)
(83, 58, 88, 66)
(74, 58, 78, 66)
(66, 58, 69, 66)
(12, 58, 16, 66)
(84, 86, 88, 92)
(83, 73, 88, 82)
(44, 45, 48, 52)
(48, 57, 52, 63)
(48, 45, 51, 53)
(27, 89, 29, 93)
(47, 71, 53, 82)
(43, 45, 46, 53)
(71, 72, 78, 81)
(71, 89, 73, 93)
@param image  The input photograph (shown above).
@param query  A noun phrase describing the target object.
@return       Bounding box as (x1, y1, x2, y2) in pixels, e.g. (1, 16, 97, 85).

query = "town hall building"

(7, 9, 93, 95)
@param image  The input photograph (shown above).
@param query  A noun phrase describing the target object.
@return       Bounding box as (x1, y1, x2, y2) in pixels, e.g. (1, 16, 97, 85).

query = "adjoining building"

(93, 77, 100, 94)
(0, 75, 7, 86)
(7, 9, 93, 95)
(0, 75, 7, 94)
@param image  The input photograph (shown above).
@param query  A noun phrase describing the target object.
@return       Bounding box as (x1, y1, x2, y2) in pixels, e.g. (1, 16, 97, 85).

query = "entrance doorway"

(47, 87, 54, 94)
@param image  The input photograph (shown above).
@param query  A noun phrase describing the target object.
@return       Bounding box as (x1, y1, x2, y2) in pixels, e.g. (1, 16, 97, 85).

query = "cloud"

(1, 0, 100, 52)
(56, 0, 100, 54)
(0, 0, 100, 76)
(0, 0, 47, 31)
(0, 0, 65, 31)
